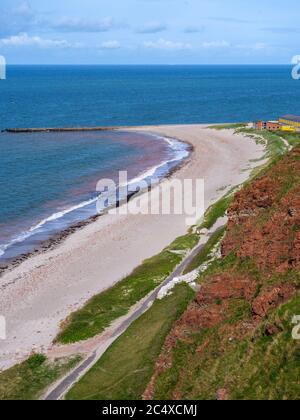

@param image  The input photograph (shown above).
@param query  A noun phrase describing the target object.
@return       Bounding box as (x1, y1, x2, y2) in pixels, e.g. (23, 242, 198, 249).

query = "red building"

(255, 120, 280, 131)
(266, 121, 280, 131)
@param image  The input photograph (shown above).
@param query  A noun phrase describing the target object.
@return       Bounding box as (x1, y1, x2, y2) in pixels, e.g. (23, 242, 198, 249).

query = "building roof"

(280, 114, 300, 123)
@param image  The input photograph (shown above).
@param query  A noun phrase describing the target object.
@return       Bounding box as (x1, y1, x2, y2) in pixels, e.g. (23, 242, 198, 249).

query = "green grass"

(183, 227, 225, 274)
(211, 126, 292, 179)
(152, 265, 300, 400)
(209, 123, 248, 131)
(279, 131, 300, 148)
(237, 128, 288, 160)
(65, 283, 195, 400)
(210, 125, 295, 164)
(0, 354, 81, 400)
(230, 293, 300, 400)
(200, 195, 233, 229)
(56, 232, 199, 344)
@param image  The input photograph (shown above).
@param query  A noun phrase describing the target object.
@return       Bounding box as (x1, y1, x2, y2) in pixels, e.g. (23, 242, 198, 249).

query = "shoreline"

(0, 124, 265, 370)
(0, 130, 191, 271)
(0, 142, 192, 276)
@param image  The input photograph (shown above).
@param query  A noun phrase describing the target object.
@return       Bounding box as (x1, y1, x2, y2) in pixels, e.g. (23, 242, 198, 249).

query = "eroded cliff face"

(222, 148, 300, 274)
(144, 147, 300, 401)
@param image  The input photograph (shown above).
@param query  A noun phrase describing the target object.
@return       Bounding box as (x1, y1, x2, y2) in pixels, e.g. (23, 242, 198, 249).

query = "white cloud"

(0, 32, 79, 49)
(201, 40, 230, 48)
(99, 40, 121, 50)
(200, 40, 267, 52)
(136, 22, 167, 34)
(52, 17, 118, 33)
(144, 38, 192, 50)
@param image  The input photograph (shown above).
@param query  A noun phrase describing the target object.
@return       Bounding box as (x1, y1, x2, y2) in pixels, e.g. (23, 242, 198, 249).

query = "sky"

(0, 0, 299, 64)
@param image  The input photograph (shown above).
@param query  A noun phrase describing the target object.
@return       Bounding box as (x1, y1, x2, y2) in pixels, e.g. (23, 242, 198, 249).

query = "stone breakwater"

(3, 127, 117, 133)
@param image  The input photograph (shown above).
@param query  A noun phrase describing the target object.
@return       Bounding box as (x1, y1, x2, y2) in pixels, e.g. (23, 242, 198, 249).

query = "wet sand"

(0, 124, 265, 370)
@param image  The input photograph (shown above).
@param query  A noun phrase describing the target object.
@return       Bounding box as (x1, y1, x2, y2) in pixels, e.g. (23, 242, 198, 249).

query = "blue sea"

(0, 65, 299, 262)
(1, 65, 299, 130)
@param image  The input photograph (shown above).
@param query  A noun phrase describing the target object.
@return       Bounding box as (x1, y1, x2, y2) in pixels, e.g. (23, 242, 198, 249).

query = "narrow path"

(279, 136, 293, 152)
(44, 222, 225, 400)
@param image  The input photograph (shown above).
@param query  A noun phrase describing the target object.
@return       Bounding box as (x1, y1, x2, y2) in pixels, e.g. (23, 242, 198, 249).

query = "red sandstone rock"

(252, 284, 296, 318)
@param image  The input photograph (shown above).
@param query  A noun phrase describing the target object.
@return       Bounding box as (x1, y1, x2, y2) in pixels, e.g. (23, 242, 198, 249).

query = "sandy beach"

(0, 124, 265, 370)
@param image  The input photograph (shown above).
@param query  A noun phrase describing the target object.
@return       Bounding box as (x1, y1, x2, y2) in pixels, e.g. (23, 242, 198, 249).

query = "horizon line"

(5, 63, 293, 66)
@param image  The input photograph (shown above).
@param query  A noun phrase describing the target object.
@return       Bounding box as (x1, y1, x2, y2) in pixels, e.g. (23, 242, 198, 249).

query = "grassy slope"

(153, 270, 300, 400)
(231, 293, 300, 400)
(151, 143, 300, 401)
(56, 232, 198, 344)
(238, 128, 288, 159)
(183, 227, 225, 274)
(0, 354, 81, 400)
(65, 284, 194, 400)
(279, 131, 300, 148)
(201, 195, 232, 229)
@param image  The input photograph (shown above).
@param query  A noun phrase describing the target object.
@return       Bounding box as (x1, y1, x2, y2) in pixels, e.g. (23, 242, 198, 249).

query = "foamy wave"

(120, 135, 188, 187)
(0, 196, 99, 259)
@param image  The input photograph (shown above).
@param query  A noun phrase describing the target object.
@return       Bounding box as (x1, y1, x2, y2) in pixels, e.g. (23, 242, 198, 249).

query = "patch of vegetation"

(56, 232, 199, 344)
(167, 232, 199, 251)
(227, 299, 252, 325)
(0, 354, 81, 400)
(200, 194, 233, 229)
(209, 123, 248, 131)
(210, 125, 294, 170)
(237, 128, 287, 161)
(65, 284, 195, 400)
(183, 227, 225, 274)
(231, 293, 300, 400)
(153, 279, 300, 400)
(279, 131, 300, 148)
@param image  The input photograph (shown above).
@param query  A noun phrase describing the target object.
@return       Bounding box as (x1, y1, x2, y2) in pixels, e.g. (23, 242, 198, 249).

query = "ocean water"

(0, 65, 299, 261)
(1, 65, 299, 130)
(0, 129, 188, 261)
